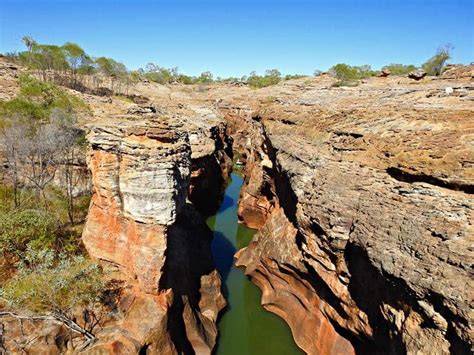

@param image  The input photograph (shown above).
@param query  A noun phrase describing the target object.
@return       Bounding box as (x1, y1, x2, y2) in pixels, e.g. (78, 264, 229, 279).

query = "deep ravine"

(207, 173, 302, 355)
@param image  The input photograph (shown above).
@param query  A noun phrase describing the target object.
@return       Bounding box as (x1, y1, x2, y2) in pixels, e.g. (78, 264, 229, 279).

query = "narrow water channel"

(207, 173, 302, 355)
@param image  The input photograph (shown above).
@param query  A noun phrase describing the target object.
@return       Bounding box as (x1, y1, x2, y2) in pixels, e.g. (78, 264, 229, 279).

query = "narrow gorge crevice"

(386, 167, 473, 194)
(223, 107, 473, 354)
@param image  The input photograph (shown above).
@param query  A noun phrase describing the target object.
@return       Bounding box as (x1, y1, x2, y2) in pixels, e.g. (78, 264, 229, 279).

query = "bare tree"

(21, 36, 36, 52)
(50, 109, 86, 224)
(20, 124, 62, 203)
(1, 114, 84, 210)
(1, 117, 29, 207)
(58, 129, 86, 224)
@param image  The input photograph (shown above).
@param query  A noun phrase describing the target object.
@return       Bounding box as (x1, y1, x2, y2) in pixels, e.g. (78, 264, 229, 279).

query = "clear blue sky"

(1, 0, 473, 77)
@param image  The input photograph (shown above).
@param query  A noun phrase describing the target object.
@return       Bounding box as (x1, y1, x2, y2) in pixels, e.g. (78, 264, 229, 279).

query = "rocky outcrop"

(186, 107, 233, 216)
(221, 70, 474, 354)
(81, 116, 228, 353)
(408, 70, 427, 80)
(1, 55, 473, 354)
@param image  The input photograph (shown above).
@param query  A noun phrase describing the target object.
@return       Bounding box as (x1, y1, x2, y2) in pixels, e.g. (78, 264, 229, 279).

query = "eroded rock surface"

(224, 67, 474, 354)
(1, 56, 473, 354)
(82, 116, 228, 354)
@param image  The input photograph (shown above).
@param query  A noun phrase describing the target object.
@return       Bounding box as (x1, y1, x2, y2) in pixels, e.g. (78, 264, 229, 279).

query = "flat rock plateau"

(0, 58, 472, 354)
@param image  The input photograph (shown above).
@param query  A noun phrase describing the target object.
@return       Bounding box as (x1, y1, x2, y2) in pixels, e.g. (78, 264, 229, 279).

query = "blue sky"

(1, 0, 473, 77)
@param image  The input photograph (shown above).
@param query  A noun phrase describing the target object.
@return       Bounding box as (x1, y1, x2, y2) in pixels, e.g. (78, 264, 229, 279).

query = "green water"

(207, 173, 302, 355)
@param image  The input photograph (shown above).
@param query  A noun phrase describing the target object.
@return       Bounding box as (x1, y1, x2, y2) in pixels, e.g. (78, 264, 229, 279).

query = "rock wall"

(224, 98, 473, 354)
(187, 110, 233, 217)
(81, 116, 230, 354)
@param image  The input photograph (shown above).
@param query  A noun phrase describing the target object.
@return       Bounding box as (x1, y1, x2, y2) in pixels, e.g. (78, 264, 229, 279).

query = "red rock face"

(236, 208, 355, 354)
(237, 151, 274, 229)
(80, 119, 227, 353)
(84, 180, 168, 293)
(82, 124, 190, 293)
(222, 69, 474, 354)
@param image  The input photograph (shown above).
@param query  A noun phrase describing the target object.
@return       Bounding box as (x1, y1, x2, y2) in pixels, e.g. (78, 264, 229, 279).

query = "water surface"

(207, 173, 302, 355)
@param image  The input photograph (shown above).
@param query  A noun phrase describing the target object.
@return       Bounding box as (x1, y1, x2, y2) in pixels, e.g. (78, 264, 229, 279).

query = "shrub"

(247, 69, 282, 88)
(422, 44, 453, 76)
(0, 209, 58, 255)
(284, 74, 306, 80)
(19, 75, 88, 113)
(0, 97, 47, 120)
(0, 249, 105, 342)
(382, 63, 418, 75)
(0, 250, 103, 315)
(0, 75, 89, 120)
(195, 71, 214, 84)
(330, 63, 360, 81)
(329, 63, 377, 85)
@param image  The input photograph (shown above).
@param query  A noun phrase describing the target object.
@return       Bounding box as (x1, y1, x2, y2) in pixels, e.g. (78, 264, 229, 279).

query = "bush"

(284, 74, 306, 80)
(330, 64, 359, 81)
(0, 98, 47, 120)
(422, 45, 452, 76)
(382, 63, 417, 75)
(19, 75, 88, 113)
(195, 71, 214, 84)
(0, 250, 103, 316)
(0, 186, 87, 256)
(0, 209, 58, 255)
(247, 69, 282, 88)
(0, 249, 105, 345)
(329, 63, 377, 85)
(0, 75, 89, 120)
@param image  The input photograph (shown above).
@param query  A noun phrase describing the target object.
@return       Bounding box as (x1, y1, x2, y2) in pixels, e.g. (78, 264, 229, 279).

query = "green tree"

(330, 63, 359, 81)
(422, 44, 453, 76)
(25, 44, 69, 81)
(95, 57, 127, 77)
(265, 69, 282, 78)
(247, 69, 282, 88)
(196, 71, 214, 83)
(61, 42, 91, 85)
(95, 57, 128, 93)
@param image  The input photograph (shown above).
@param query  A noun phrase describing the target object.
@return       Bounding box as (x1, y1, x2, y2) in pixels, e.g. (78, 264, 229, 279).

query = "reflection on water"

(208, 173, 302, 355)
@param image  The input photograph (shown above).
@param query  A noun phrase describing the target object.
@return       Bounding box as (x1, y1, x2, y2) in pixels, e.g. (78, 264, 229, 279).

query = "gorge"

(0, 57, 472, 354)
(208, 172, 302, 354)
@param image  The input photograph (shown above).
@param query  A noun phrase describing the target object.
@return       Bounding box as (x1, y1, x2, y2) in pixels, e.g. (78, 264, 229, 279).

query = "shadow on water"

(211, 231, 236, 297)
(208, 173, 302, 355)
(218, 194, 235, 214)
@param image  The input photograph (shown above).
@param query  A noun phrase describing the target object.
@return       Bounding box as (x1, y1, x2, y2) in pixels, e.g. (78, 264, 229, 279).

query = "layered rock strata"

(185, 107, 233, 216)
(82, 117, 227, 353)
(225, 68, 474, 354)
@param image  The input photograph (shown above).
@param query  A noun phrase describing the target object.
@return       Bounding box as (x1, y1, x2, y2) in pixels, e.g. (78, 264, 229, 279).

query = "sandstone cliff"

(1, 55, 473, 354)
(81, 114, 230, 353)
(219, 68, 474, 354)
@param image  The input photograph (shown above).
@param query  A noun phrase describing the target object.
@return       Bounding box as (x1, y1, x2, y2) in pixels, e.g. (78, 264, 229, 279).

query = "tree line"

(4, 37, 308, 91)
(327, 44, 453, 85)
(4, 37, 453, 92)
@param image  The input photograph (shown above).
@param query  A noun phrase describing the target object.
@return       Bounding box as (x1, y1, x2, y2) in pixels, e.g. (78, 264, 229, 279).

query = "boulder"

(127, 104, 157, 115)
(408, 70, 427, 80)
(379, 69, 391, 77)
